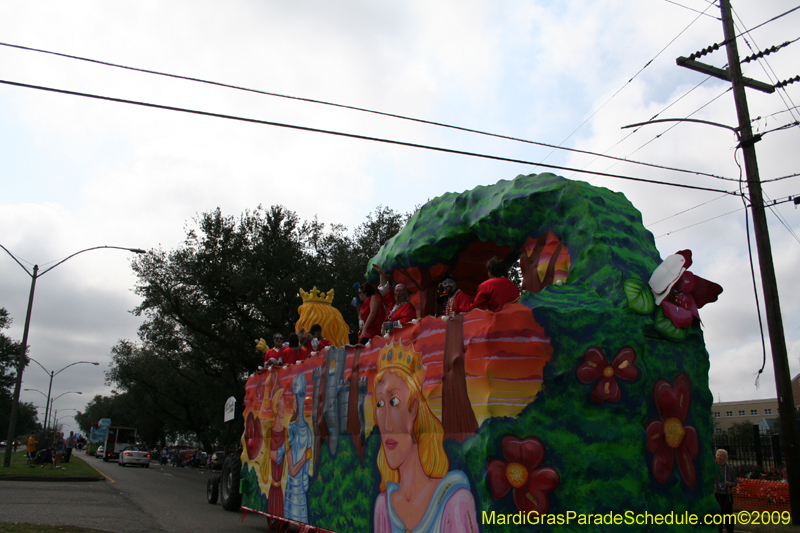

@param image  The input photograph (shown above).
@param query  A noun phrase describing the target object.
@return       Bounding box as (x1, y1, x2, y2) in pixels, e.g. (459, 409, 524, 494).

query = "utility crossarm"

(676, 57, 775, 94)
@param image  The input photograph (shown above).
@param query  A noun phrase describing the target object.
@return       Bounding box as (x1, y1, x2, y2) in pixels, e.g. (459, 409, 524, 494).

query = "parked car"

(118, 446, 151, 468)
(208, 451, 227, 471)
(95, 446, 104, 458)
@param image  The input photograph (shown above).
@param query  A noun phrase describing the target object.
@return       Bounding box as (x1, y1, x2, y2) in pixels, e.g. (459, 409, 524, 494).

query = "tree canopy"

(99, 205, 408, 450)
(0, 308, 41, 437)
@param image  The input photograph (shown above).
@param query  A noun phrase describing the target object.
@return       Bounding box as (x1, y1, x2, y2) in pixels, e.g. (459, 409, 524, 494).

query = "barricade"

(733, 478, 790, 512)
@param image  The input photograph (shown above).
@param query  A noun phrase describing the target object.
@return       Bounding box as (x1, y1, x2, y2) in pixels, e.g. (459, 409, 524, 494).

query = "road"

(0, 454, 270, 533)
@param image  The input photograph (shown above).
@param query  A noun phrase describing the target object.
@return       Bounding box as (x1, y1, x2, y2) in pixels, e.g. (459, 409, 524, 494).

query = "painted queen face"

(375, 371, 418, 471)
(276, 392, 286, 421)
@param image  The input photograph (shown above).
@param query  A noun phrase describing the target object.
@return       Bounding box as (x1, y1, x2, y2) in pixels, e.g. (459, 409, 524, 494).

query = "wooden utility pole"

(678, 0, 800, 522)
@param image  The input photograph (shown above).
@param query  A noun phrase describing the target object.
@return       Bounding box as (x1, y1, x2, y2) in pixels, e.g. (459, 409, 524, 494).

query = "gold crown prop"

(377, 339, 426, 385)
(299, 287, 335, 304)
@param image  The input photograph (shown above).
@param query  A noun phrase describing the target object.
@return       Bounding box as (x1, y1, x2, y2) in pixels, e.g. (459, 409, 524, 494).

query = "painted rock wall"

(239, 173, 719, 532)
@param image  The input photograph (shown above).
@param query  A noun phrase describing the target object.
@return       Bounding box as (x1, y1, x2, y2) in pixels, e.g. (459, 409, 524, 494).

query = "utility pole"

(678, 0, 800, 522)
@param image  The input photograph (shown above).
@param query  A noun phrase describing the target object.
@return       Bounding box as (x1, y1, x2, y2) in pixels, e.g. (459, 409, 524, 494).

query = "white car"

(95, 446, 104, 458)
(118, 446, 151, 468)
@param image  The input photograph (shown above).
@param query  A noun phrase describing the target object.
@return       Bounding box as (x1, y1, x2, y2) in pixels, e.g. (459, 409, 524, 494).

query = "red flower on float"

(576, 346, 639, 402)
(649, 250, 723, 329)
(644, 373, 698, 489)
(487, 435, 559, 514)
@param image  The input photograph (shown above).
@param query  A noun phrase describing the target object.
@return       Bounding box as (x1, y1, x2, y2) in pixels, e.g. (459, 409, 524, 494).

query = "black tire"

(145, 463, 150, 469)
(220, 455, 242, 512)
(103, 454, 109, 462)
(207, 476, 220, 504)
(118, 460, 123, 467)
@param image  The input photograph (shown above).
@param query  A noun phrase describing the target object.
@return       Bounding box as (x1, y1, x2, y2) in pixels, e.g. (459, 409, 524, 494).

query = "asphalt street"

(0, 454, 270, 533)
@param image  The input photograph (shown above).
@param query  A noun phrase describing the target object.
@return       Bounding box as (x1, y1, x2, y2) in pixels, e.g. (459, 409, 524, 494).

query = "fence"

(713, 425, 784, 471)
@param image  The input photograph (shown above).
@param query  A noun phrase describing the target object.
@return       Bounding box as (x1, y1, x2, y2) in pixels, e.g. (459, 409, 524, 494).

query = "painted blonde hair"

(296, 296, 349, 347)
(374, 367, 448, 492)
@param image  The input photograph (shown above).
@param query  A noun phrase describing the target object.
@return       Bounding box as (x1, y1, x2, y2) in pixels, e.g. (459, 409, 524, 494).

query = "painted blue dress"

(284, 418, 312, 522)
(374, 470, 478, 533)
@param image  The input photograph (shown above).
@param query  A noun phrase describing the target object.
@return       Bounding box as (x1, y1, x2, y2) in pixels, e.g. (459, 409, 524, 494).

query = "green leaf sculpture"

(624, 278, 655, 315)
(654, 306, 688, 341)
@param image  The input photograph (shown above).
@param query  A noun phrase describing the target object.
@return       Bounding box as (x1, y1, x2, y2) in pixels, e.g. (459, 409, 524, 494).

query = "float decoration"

(234, 173, 721, 532)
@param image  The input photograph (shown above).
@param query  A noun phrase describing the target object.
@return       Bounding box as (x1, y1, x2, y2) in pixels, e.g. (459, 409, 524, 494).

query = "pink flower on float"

(487, 435, 559, 514)
(644, 373, 698, 489)
(649, 250, 722, 328)
(577, 346, 640, 402)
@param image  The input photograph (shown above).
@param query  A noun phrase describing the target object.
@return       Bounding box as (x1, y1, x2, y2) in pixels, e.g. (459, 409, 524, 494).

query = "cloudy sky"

(1, 0, 798, 438)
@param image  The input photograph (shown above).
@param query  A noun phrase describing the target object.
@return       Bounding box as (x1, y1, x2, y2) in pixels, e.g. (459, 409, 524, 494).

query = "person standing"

(714, 449, 737, 533)
(63, 431, 76, 463)
(26, 432, 37, 468)
(441, 275, 474, 318)
(471, 256, 520, 312)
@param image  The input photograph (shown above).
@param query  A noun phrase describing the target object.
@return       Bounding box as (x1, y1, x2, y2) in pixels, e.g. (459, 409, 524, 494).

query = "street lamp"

(27, 358, 99, 434)
(1, 243, 146, 467)
(52, 408, 79, 430)
(47, 391, 83, 429)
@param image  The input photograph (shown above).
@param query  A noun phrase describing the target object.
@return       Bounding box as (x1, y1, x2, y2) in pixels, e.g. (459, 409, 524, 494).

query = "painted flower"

(644, 373, 698, 489)
(487, 435, 559, 514)
(576, 346, 639, 402)
(649, 250, 722, 329)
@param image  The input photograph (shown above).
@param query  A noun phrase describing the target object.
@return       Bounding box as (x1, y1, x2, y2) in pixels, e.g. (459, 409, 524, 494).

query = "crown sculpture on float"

(296, 287, 349, 347)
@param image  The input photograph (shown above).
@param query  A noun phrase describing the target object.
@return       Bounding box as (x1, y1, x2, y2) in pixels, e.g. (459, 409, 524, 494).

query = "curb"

(0, 475, 105, 482)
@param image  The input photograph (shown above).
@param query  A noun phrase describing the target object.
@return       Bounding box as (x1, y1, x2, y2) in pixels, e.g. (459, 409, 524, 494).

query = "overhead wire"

(583, 87, 735, 184)
(734, 148, 768, 388)
(762, 171, 800, 184)
(531, 0, 718, 172)
(664, 0, 721, 19)
(0, 42, 724, 182)
(732, 8, 800, 126)
(0, 78, 744, 197)
(567, 75, 714, 179)
(646, 193, 730, 226)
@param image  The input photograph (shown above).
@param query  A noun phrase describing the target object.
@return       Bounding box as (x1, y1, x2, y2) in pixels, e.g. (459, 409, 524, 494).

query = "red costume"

(315, 338, 332, 351)
(360, 295, 386, 340)
(472, 277, 520, 312)
(264, 347, 283, 366)
(299, 336, 331, 353)
(267, 427, 285, 517)
(445, 290, 474, 317)
(279, 346, 308, 366)
(387, 302, 416, 327)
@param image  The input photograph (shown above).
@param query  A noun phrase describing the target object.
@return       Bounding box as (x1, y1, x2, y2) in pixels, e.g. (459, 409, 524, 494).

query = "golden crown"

(377, 339, 426, 385)
(299, 286, 335, 304)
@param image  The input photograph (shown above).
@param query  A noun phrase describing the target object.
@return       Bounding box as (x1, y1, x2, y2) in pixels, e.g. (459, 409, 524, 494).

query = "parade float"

(217, 172, 723, 532)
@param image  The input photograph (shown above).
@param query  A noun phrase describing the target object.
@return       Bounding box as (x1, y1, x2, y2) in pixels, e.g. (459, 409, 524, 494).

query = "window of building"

(713, 412, 721, 418)
(726, 411, 733, 417)
(715, 428, 722, 434)
(751, 409, 758, 416)
(738, 410, 745, 416)
(765, 408, 772, 415)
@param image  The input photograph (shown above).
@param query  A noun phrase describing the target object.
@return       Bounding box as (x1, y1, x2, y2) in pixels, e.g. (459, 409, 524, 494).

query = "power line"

(0, 42, 723, 181)
(653, 195, 797, 238)
(567, 75, 714, 179)
(0, 77, 744, 197)
(735, 4, 800, 39)
(762, 171, 800, 184)
(587, 87, 736, 183)
(532, 0, 717, 172)
(646, 193, 729, 226)
(664, 0, 720, 19)
(655, 206, 742, 237)
(732, 9, 800, 125)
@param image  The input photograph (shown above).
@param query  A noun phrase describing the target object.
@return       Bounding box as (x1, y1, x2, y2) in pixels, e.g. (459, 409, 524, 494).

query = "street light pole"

(27, 358, 99, 432)
(1, 244, 145, 467)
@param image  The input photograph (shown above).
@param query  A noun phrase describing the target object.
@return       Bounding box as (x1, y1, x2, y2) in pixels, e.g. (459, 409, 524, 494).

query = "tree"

(105, 205, 409, 451)
(0, 308, 39, 438)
